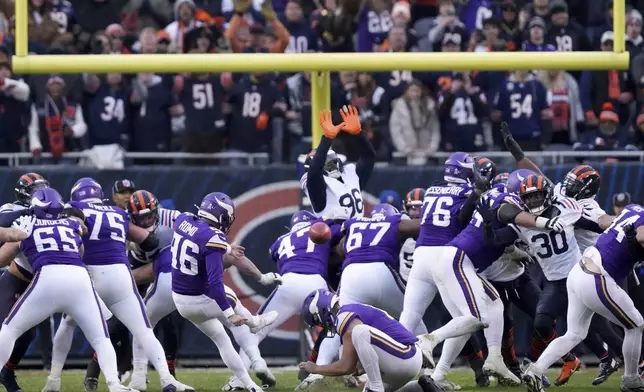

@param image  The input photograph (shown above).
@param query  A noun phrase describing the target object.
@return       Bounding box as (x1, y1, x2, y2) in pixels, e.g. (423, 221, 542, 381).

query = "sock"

(85, 353, 101, 379)
(534, 332, 583, 375)
(623, 328, 642, 377)
(483, 299, 504, 347)
(433, 335, 469, 381)
(230, 326, 262, 370)
(167, 359, 176, 376)
(8, 330, 35, 370)
(352, 325, 384, 392)
(91, 337, 120, 387)
(529, 329, 557, 361)
(49, 315, 78, 379)
(502, 326, 518, 366)
(135, 328, 172, 380)
(432, 316, 483, 344)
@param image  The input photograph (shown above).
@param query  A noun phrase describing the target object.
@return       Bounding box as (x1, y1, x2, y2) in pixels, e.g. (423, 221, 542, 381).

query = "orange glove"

(319, 110, 344, 140)
(339, 105, 361, 135)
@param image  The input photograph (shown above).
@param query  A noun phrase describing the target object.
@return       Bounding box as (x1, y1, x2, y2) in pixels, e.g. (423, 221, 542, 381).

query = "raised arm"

(499, 122, 547, 178)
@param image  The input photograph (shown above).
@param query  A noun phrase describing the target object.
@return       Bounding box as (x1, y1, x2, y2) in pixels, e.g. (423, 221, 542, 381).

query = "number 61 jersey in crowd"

(510, 197, 582, 281)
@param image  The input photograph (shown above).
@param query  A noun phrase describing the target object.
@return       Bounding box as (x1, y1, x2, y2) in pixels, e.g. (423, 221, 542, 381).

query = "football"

(309, 222, 332, 244)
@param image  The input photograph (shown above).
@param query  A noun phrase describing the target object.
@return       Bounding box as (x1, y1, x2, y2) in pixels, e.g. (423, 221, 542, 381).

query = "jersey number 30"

(531, 231, 569, 258)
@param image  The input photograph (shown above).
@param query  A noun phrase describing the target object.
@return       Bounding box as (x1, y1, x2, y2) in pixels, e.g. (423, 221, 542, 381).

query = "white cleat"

(295, 374, 324, 391)
(521, 367, 545, 392)
(222, 376, 245, 391)
(248, 311, 278, 333)
(417, 334, 438, 369)
(252, 359, 276, 388)
(108, 384, 139, 392)
(42, 376, 61, 392)
(483, 355, 521, 386)
(161, 377, 195, 392)
(128, 373, 147, 392)
(120, 371, 132, 384)
(431, 377, 462, 391)
(247, 384, 264, 392)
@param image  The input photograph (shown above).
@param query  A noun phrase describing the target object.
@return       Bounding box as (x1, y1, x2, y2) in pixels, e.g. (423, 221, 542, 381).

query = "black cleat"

(84, 376, 99, 392)
(593, 358, 620, 385)
(475, 369, 490, 387)
(0, 369, 23, 392)
(418, 375, 446, 392)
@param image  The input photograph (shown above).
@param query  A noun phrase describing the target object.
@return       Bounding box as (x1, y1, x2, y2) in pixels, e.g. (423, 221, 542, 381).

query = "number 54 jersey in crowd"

(342, 214, 402, 270)
(416, 184, 473, 247)
(170, 213, 230, 297)
(20, 218, 84, 272)
(66, 201, 130, 265)
(510, 197, 582, 281)
(594, 204, 644, 283)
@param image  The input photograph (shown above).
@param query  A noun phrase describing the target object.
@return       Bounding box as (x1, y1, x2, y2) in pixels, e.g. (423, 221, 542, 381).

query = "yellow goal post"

(12, 0, 627, 149)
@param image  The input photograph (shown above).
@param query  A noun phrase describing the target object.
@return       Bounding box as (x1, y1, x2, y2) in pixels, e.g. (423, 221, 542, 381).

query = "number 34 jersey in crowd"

(20, 218, 84, 272)
(510, 197, 582, 281)
(416, 184, 473, 247)
(66, 201, 130, 265)
(301, 163, 364, 220)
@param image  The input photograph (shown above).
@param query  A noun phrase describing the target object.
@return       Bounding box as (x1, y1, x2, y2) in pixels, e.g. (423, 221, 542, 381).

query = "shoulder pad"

(556, 197, 581, 212)
(205, 231, 231, 254)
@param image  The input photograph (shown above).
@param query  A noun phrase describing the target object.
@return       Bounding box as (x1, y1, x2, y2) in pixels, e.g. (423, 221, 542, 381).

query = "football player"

(0, 189, 134, 392)
(301, 105, 374, 220)
(523, 204, 644, 392)
(0, 173, 50, 392)
(298, 289, 443, 392)
(43, 178, 193, 392)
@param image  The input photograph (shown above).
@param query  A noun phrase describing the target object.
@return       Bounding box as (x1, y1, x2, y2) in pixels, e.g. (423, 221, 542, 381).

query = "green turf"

(8, 367, 625, 392)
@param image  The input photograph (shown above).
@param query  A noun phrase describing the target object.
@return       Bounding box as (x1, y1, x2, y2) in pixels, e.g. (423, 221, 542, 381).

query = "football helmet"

(507, 169, 538, 194)
(197, 192, 235, 234)
(31, 188, 65, 219)
(15, 172, 49, 206)
(370, 203, 399, 217)
(127, 190, 160, 232)
(563, 165, 601, 200)
(290, 210, 316, 232)
(70, 177, 104, 203)
(301, 289, 339, 334)
(304, 149, 344, 179)
(518, 174, 554, 216)
(443, 152, 474, 184)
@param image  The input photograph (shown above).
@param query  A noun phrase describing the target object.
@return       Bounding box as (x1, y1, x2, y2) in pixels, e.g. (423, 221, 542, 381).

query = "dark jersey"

(493, 78, 550, 141)
(87, 85, 131, 147)
(20, 218, 84, 273)
(180, 75, 226, 134)
(356, 7, 392, 52)
(283, 20, 319, 53)
(342, 214, 402, 270)
(438, 90, 487, 152)
(131, 78, 178, 152)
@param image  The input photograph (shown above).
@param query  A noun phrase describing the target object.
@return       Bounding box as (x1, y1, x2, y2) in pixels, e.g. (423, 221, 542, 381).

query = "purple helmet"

(444, 152, 474, 184)
(31, 188, 65, 219)
(370, 203, 399, 217)
(301, 289, 339, 332)
(70, 177, 104, 202)
(290, 210, 316, 230)
(507, 169, 537, 194)
(197, 192, 235, 234)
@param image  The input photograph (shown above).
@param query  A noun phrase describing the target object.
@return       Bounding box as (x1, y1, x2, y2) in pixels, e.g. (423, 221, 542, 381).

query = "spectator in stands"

(633, 104, 644, 148)
(389, 80, 440, 164)
(546, 0, 591, 53)
(49, 0, 79, 37)
(498, 0, 520, 51)
(345, 72, 389, 126)
(106, 23, 131, 54)
(573, 101, 638, 155)
(626, 9, 643, 56)
(0, 61, 30, 156)
(26, 0, 73, 46)
(538, 69, 584, 147)
(286, 71, 313, 162)
(522, 16, 556, 51)
(474, 16, 508, 52)
(438, 72, 487, 152)
(520, 0, 551, 27)
(157, 30, 172, 52)
(28, 46, 84, 104)
(164, 0, 203, 53)
(492, 70, 552, 151)
(0, 16, 47, 53)
(224, 71, 286, 164)
(581, 31, 634, 130)
(356, 0, 393, 52)
(67, 0, 125, 36)
(226, 0, 290, 53)
(311, 0, 355, 52)
(283, 0, 318, 53)
(427, 0, 466, 52)
(375, 23, 413, 103)
(28, 76, 87, 163)
(613, 192, 632, 215)
(83, 72, 131, 148)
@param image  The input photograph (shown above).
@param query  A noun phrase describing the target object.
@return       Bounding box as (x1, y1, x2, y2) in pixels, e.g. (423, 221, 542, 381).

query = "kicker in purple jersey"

(595, 204, 644, 283)
(67, 201, 130, 266)
(416, 184, 473, 247)
(20, 218, 84, 273)
(342, 214, 402, 270)
(449, 190, 521, 272)
(269, 218, 341, 278)
(154, 247, 172, 276)
(171, 213, 231, 313)
(336, 303, 418, 358)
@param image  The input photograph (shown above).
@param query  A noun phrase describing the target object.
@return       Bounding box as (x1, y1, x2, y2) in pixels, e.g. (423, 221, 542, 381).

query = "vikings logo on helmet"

(370, 203, 399, 217)
(71, 177, 104, 202)
(31, 188, 65, 219)
(443, 152, 474, 184)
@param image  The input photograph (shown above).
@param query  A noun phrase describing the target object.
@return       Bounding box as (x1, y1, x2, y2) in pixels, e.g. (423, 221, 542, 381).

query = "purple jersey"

(336, 303, 417, 359)
(154, 246, 172, 275)
(595, 204, 644, 283)
(449, 190, 521, 271)
(416, 184, 473, 247)
(342, 215, 402, 270)
(269, 218, 341, 278)
(67, 201, 129, 266)
(356, 7, 392, 52)
(171, 213, 232, 313)
(20, 218, 84, 273)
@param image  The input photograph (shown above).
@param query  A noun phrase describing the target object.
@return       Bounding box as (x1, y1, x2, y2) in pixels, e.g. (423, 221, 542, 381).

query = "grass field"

(7, 367, 625, 391)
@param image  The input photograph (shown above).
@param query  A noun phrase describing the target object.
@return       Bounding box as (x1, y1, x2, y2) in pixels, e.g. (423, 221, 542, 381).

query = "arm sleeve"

(28, 104, 42, 152)
(306, 136, 333, 212)
(0, 210, 29, 228)
(458, 191, 480, 226)
(496, 203, 524, 224)
(205, 250, 232, 314)
(437, 92, 456, 120)
(574, 217, 603, 233)
(71, 104, 87, 138)
(483, 222, 519, 246)
(355, 132, 376, 189)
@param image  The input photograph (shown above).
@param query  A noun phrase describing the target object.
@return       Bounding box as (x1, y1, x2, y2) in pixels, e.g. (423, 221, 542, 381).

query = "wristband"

(535, 217, 548, 229)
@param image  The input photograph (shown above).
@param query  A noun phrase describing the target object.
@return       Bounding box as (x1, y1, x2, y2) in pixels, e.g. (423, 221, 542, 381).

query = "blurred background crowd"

(0, 0, 643, 166)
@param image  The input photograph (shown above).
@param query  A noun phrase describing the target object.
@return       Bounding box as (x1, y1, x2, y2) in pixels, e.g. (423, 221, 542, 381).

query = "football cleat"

(554, 356, 581, 386)
(294, 374, 324, 391)
(252, 359, 276, 388)
(84, 377, 99, 392)
(222, 376, 245, 391)
(160, 377, 195, 392)
(431, 376, 462, 391)
(41, 376, 61, 392)
(128, 373, 147, 391)
(483, 355, 521, 386)
(593, 358, 620, 385)
(621, 375, 644, 392)
(248, 311, 278, 334)
(108, 384, 139, 392)
(418, 334, 438, 369)
(522, 368, 545, 392)
(0, 369, 23, 392)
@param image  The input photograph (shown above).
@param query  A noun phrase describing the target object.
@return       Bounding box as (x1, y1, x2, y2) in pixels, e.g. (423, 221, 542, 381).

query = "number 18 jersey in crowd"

(66, 201, 130, 265)
(20, 218, 84, 272)
(301, 163, 364, 219)
(416, 184, 473, 247)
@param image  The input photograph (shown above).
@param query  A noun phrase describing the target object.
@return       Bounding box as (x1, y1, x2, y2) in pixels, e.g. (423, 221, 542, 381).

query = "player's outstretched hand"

(500, 121, 513, 144)
(339, 105, 362, 135)
(234, 0, 252, 13)
(12, 215, 35, 237)
(319, 110, 344, 140)
(259, 272, 283, 285)
(299, 361, 317, 373)
(228, 314, 247, 327)
(229, 243, 245, 259)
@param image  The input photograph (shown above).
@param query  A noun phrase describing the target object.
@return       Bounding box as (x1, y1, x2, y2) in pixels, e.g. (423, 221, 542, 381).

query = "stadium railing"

(0, 151, 642, 167)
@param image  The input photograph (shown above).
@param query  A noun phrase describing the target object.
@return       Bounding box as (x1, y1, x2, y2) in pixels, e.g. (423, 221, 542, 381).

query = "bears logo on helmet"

(15, 172, 49, 206)
(563, 165, 601, 200)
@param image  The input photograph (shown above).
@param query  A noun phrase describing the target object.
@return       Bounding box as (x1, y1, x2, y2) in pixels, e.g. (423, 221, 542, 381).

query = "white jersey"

(159, 207, 180, 228)
(511, 197, 582, 281)
(300, 163, 364, 219)
(554, 181, 605, 253)
(0, 202, 32, 274)
(480, 251, 525, 282)
(399, 238, 415, 282)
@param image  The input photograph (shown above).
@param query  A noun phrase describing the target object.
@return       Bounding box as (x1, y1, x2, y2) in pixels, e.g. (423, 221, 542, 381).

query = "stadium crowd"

(0, 0, 642, 165)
